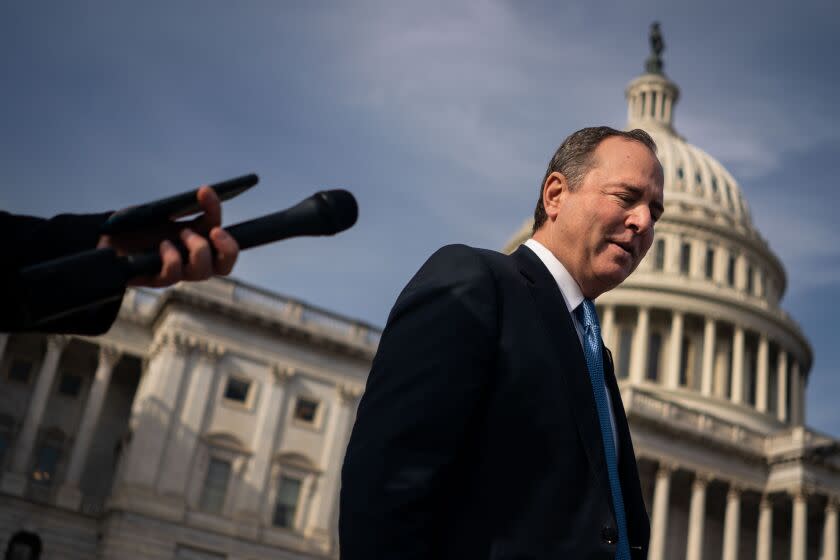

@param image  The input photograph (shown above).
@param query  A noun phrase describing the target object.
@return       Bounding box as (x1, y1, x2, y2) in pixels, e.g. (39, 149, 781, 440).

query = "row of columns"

(0, 334, 122, 504)
(600, 305, 804, 424)
(648, 463, 839, 560)
(628, 84, 674, 124)
(0, 330, 361, 549)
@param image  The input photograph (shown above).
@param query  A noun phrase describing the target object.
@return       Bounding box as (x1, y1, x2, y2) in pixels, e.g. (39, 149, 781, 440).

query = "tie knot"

(575, 299, 600, 331)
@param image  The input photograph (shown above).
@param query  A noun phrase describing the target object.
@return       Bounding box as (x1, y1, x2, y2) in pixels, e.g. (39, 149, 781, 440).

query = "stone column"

(56, 345, 121, 509)
(601, 305, 616, 352)
(756, 495, 773, 560)
(305, 384, 362, 546)
(756, 336, 770, 412)
(790, 361, 803, 426)
(649, 464, 673, 560)
(3, 336, 68, 495)
(156, 342, 224, 500)
(823, 499, 838, 560)
(730, 326, 745, 404)
(722, 485, 742, 560)
(777, 350, 789, 422)
(666, 311, 684, 389)
(735, 254, 747, 290)
(234, 365, 293, 535)
(701, 318, 716, 396)
(791, 490, 808, 560)
(630, 307, 650, 384)
(657, 89, 665, 120)
(691, 239, 705, 278)
(117, 332, 190, 492)
(685, 473, 709, 560)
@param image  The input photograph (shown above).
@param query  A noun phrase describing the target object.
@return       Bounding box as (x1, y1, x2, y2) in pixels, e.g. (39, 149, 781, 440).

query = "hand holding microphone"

(99, 185, 240, 287)
(16, 174, 359, 329)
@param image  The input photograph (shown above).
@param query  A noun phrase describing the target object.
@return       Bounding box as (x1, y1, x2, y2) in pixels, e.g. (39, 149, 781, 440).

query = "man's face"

(541, 136, 664, 298)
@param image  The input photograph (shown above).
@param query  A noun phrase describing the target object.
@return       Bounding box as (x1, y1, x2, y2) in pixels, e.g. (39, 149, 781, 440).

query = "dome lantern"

(626, 22, 680, 133)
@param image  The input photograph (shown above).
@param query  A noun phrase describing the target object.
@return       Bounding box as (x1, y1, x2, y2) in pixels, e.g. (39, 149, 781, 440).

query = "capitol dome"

(505, 25, 832, 560)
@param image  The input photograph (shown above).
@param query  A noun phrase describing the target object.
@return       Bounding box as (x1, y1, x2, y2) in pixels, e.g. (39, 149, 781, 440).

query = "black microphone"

(17, 189, 358, 328)
(123, 189, 358, 278)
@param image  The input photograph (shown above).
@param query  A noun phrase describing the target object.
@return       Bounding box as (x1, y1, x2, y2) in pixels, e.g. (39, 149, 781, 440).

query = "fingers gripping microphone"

(124, 189, 358, 277)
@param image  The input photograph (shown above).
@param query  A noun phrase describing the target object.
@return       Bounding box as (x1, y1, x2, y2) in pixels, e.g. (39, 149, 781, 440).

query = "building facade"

(0, 280, 378, 559)
(2, 27, 839, 560)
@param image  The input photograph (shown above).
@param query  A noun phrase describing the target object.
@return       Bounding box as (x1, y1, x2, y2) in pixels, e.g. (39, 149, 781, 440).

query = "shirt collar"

(523, 238, 585, 314)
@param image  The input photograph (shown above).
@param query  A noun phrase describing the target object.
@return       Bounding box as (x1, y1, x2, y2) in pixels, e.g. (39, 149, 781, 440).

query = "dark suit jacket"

(340, 244, 649, 560)
(0, 211, 123, 334)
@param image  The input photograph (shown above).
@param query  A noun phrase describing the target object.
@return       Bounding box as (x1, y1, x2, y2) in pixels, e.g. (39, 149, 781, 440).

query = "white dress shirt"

(523, 239, 619, 457)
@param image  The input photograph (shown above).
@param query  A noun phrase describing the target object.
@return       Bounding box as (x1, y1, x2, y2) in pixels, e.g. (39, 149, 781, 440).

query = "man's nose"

(627, 206, 654, 233)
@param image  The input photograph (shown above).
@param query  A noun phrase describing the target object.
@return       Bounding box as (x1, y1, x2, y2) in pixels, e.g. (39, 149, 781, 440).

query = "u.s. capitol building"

(1, 27, 837, 560)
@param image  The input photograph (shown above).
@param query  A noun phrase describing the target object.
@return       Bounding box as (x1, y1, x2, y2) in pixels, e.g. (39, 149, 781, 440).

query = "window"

(617, 329, 633, 379)
(768, 353, 779, 413)
(273, 476, 302, 528)
(705, 246, 715, 279)
(676, 167, 684, 180)
(727, 255, 736, 287)
(31, 444, 61, 487)
(293, 398, 319, 424)
(646, 333, 662, 382)
(679, 336, 691, 387)
(695, 172, 702, 185)
(653, 239, 665, 271)
(746, 265, 755, 294)
(711, 177, 718, 193)
(199, 458, 231, 514)
(746, 350, 757, 406)
(679, 242, 691, 276)
(58, 373, 82, 397)
(223, 377, 250, 404)
(8, 359, 32, 383)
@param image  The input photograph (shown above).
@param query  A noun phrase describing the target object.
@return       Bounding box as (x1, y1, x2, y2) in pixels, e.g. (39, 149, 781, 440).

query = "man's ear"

(542, 171, 568, 221)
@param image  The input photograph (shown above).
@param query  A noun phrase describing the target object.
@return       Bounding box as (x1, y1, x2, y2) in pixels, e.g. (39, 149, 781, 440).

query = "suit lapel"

(512, 245, 606, 479)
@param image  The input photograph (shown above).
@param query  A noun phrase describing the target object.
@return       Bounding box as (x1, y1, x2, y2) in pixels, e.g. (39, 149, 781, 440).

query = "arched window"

(646, 333, 663, 382)
(653, 239, 665, 271)
(679, 242, 691, 276)
(617, 328, 633, 380)
(704, 245, 715, 280)
(270, 452, 320, 532)
(727, 254, 737, 287)
(194, 433, 250, 516)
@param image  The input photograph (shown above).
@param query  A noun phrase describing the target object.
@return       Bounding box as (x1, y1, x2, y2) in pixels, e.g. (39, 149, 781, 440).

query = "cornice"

(147, 330, 226, 362)
(155, 288, 378, 362)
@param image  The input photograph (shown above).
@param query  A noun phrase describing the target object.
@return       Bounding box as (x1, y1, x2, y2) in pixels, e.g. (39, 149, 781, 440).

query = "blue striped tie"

(575, 299, 630, 559)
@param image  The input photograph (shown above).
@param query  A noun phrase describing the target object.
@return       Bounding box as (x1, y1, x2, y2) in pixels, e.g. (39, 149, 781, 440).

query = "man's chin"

(593, 267, 633, 294)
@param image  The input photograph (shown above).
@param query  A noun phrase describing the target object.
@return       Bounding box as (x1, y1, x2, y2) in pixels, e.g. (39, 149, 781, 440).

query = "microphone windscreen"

(317, 189, 358, 234)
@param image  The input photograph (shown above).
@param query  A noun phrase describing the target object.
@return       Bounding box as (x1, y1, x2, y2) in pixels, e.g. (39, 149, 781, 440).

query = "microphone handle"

(123, 196, 335, 278)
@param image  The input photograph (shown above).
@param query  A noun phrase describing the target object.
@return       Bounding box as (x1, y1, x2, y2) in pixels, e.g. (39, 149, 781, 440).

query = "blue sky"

(2, 1, 839, 435)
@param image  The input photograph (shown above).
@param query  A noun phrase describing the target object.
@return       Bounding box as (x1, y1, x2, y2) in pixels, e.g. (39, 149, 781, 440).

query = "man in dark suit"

(340, 126, 664, 559)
